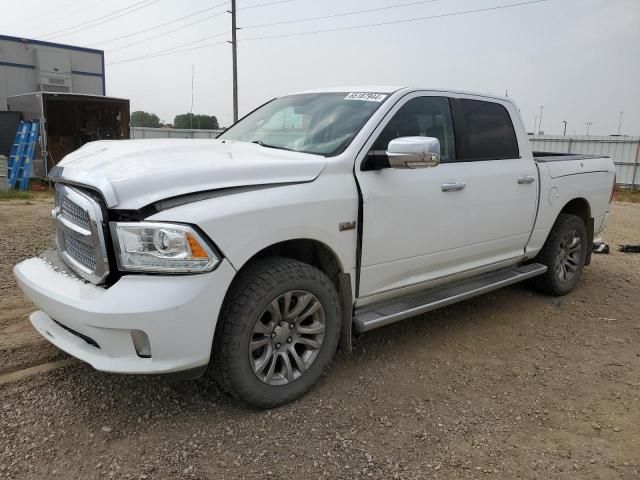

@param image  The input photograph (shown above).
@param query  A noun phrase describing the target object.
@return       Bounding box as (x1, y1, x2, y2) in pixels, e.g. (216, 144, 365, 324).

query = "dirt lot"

(0, 194, 65, 374)
(0, 194, 639, 480)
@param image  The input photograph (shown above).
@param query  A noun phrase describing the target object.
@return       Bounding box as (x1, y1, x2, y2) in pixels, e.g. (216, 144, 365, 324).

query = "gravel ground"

(0, 196, 639, 480)
(0, 194, 64, 374)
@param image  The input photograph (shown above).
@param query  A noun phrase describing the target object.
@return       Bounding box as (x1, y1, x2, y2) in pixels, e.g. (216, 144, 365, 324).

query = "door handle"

(518, 175, 535, 184)
(441, 182, 466, 192)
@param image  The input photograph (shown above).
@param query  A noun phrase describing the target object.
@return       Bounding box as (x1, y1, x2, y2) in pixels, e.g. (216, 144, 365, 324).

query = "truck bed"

(534, 152, 612, 179)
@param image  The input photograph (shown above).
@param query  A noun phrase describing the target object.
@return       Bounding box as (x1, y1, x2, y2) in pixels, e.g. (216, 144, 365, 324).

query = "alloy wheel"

(249, 290, 326, 386)
(555, 229, 582, 283)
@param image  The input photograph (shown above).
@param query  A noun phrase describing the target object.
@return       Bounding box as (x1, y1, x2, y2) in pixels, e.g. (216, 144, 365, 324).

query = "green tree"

(173, 113, 219, 130)
(130, 111, 162, 128)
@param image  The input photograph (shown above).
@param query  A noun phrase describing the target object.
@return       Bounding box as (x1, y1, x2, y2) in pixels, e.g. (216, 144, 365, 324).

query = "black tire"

(211, 257, 341, 408)
(531, 213, 588, 296)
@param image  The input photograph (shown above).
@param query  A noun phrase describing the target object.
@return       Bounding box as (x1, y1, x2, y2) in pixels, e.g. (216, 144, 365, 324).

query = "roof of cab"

(287, 86, 513, 104)
(292, 86, 405, 95)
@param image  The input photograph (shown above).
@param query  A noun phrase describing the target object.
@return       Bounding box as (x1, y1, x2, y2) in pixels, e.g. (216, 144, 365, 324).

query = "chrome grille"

(61, 195, 91, 230)
(54, 183, 109, 284)
(62, 230, 97, 270)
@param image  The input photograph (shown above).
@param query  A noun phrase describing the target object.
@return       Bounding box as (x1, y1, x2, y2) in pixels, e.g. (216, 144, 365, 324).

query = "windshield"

(218, 92, 389, 156)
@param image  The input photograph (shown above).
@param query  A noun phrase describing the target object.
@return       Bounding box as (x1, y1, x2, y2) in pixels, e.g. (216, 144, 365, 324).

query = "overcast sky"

(2, 0, 639, 134)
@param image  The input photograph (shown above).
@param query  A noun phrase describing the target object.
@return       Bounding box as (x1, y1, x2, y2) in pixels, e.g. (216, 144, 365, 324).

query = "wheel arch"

(556, 197, 594, 265)
(559, 197, 591, 225)
(224, 238, 354, 351)
(238, 238, 344, 286)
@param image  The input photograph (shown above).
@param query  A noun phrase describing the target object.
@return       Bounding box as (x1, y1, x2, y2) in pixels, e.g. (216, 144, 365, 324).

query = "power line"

(22, 0, 97, 27)
(40, 0, 162, 40)
(93, 0, 290, 53)
(3, 0, 97, 37)
(241, 0, 440, 29)
(239, 0, 295, 10)
(107, 0, 420, 60)
(39, 0, 154, 38)
(134, 29, 229, 56)
(107, 10, 228, 52)
(92, 1, 229, 47)
(106, 40, 228, 66)
(240, 0, 548, 42)
(106, 31, 230, 66)
(107, 0, 547, 66)
(34, 0, 287, 44)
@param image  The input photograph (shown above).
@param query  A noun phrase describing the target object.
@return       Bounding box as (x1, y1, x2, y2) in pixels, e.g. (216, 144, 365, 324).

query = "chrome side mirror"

(386, 137, 440, 169)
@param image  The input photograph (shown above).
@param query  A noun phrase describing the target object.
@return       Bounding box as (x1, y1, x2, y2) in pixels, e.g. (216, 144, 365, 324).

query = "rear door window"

(457, 99, 519, 160)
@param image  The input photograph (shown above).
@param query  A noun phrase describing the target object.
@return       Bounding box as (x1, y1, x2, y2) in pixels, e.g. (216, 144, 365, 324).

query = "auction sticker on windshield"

(344, 92, 387, 102)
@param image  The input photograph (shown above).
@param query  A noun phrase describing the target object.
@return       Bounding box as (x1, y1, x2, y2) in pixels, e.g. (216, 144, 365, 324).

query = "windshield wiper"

(251, 140, 296, 152)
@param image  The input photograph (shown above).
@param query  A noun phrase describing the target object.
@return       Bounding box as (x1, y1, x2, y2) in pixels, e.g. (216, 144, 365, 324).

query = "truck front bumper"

(13, 256, 236, 374)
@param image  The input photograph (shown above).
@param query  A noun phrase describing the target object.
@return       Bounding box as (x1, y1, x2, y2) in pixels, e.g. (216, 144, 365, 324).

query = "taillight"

(609, 174, 616, 204)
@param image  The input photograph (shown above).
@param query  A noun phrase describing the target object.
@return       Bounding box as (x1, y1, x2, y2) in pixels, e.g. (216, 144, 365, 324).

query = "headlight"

(110, 222, 220, 273)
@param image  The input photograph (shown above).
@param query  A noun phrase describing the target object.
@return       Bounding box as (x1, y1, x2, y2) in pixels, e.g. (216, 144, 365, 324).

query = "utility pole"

(562, 120, 567, 136)
(190, 65, 194, 129)
(618, 111, 624, 135)
(229, 0, 239, 123)
(585, 121, 593, 136)
(538, 105, 544, 135)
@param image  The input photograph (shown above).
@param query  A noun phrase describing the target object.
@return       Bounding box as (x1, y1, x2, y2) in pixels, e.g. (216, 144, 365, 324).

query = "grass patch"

(615, 188, 640, 204)
(0, 190, 32, 200)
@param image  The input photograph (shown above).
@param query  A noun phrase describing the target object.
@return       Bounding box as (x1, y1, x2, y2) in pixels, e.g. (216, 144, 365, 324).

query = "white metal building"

(0, 34, 105, 110)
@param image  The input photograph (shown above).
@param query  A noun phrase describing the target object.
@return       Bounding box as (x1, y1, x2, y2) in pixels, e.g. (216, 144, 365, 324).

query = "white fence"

(130, 127, 223, 139)
(529, 135, 640, 188)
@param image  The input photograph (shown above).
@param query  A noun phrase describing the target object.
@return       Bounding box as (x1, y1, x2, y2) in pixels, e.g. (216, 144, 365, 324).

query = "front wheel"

(532, 213, 588, 296)
(211, 257, 341, 408)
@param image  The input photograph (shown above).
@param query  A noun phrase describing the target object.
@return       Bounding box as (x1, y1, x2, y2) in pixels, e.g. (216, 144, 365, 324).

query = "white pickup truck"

(15, 87, 615, 407)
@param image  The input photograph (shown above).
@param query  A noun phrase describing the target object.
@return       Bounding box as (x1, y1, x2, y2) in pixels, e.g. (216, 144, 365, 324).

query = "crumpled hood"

(52, 139, 327, 210)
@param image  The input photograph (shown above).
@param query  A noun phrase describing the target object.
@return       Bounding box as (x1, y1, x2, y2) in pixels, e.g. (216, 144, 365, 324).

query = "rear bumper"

(14, 256, 236, 374)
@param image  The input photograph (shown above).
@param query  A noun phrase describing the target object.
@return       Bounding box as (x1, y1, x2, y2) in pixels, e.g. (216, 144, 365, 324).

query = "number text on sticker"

(344, 93, 387, 102)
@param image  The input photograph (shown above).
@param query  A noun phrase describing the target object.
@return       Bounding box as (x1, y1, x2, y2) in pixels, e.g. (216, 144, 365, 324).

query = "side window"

(372, 96, 456, 162)
(458, 99, 519, 160)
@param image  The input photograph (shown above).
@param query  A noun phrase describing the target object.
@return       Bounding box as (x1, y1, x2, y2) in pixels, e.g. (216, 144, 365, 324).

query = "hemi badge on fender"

(339, 221, 356, 232)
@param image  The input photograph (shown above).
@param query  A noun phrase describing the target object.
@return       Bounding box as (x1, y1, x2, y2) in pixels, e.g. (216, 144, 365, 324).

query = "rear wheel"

(211, 257, 341, 408)
(532, 213, 588, 296)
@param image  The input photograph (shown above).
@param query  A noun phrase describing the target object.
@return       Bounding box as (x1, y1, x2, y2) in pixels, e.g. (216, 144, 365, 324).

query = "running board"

(353, 263, 547, 333)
